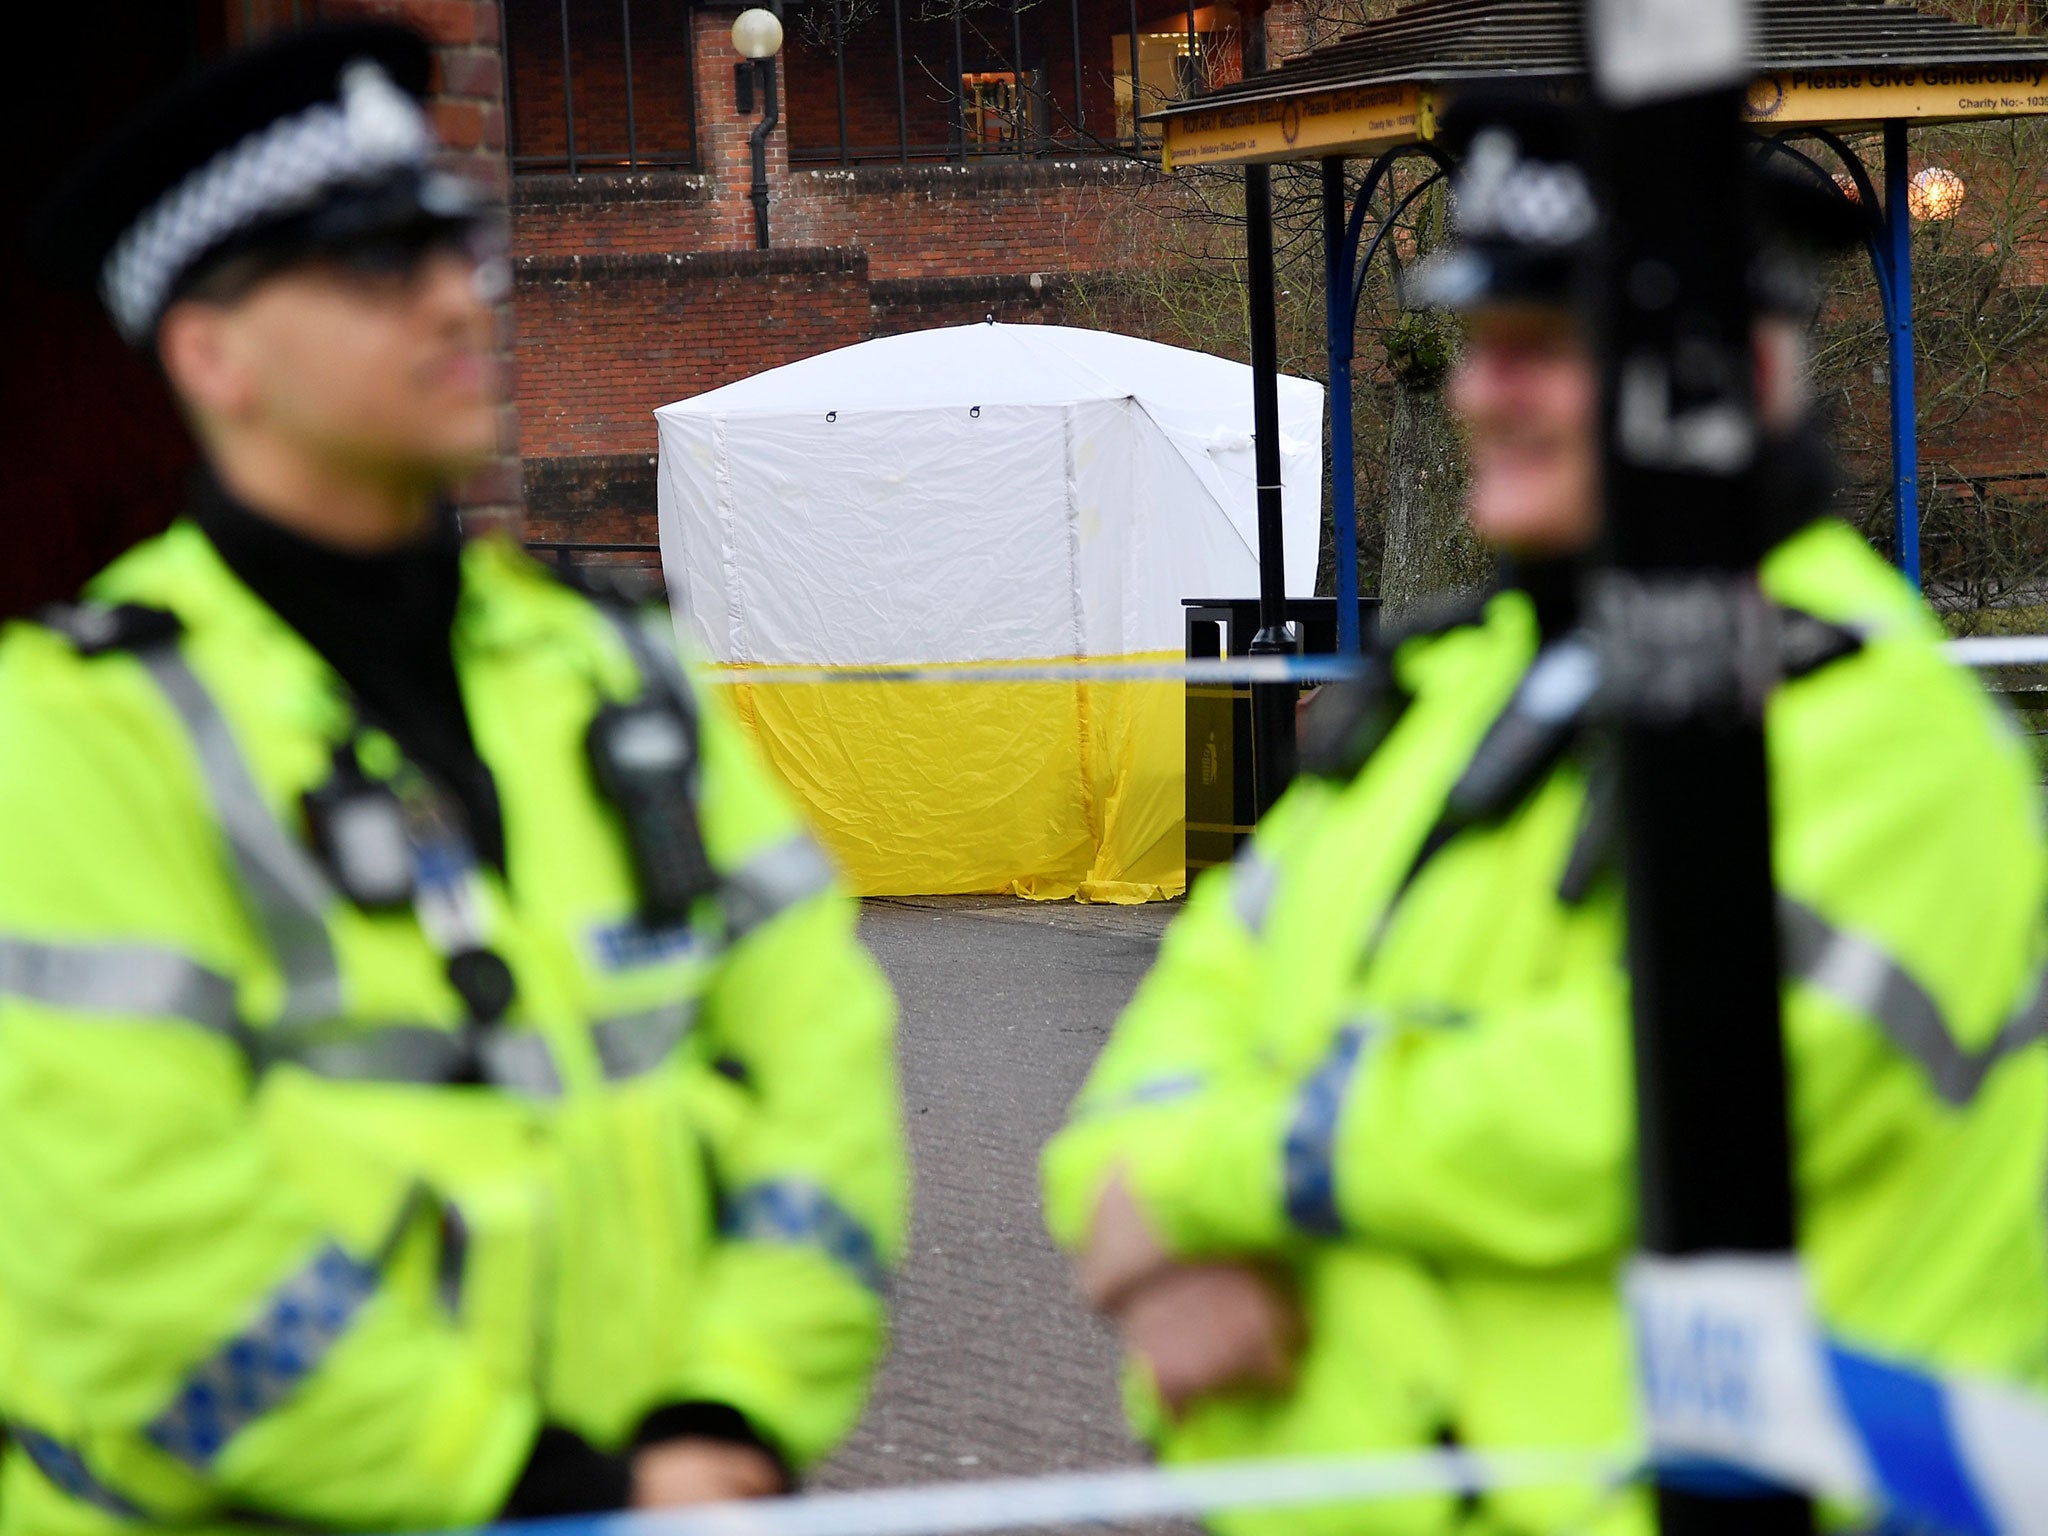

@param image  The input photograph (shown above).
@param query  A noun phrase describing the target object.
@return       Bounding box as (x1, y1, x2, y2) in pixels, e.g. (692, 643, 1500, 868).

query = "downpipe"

(750, 58, 779, 250)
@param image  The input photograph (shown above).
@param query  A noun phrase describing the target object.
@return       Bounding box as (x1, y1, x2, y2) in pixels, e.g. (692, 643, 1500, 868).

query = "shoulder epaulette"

(1294, 588, 1491, 781)
(1445, 632, 1601, 826)
(1298, 654, 1413, 781)
(1375, 586, 1495, 652)
(1776, 606, 1864, 680)
(37, 603, 181, 657)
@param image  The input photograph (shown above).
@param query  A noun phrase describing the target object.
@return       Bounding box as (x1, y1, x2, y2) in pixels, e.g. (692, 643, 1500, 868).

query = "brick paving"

(814, 896, 1198, 1535)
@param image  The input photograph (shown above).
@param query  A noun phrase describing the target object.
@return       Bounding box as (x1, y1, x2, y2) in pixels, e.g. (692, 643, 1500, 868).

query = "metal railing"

(525, 539, 662, 566)
(789, 0, 1223, 166)
(499, 0, 1231, 175)
(503, 0, 700, 175)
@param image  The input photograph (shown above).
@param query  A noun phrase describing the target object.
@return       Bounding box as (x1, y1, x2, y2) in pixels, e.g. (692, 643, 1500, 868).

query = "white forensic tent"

(655, 322, 1323, 901)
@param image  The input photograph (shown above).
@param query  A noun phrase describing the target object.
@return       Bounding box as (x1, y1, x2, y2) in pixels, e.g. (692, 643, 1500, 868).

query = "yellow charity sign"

(1745, 63, 2048, 126)
(1162, 83, 1423, 168)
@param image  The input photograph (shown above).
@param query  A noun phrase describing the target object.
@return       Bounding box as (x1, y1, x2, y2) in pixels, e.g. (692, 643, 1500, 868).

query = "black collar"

(190, 472, 504, 871)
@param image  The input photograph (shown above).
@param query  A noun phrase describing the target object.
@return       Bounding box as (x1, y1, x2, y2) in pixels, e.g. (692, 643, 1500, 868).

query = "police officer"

(0, 23, 905, 1533)
(1043, 93, 2048, 1535)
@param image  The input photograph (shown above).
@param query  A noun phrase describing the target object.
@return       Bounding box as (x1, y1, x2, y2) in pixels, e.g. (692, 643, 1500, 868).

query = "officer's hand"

(1077, 1168, 1172, 1311)
(631, 1438, 786, 1507)
(1115, 1262, 1300, 1420)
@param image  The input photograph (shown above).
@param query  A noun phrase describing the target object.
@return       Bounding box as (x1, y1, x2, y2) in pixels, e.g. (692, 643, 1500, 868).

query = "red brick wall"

(773, 161, 1161, 277)
(512, 247, 871, 459)
(512, 159, 1162, 272)
(506, 159, 1173, 530)
(1261, 0, 1313, 62)
(512, 174, 717, 254)
(868, 272, 1079, 334)
(521, 453, 663, 549)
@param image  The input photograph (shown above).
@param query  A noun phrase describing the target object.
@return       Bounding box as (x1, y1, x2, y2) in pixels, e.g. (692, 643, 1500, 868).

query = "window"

(1111, 24, 1229, 142)
(961, 69, 1050, 152)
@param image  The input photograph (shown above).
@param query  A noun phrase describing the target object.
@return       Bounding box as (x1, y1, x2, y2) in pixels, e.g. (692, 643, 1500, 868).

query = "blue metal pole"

(1884, 118, 1922, 588)
(1322, 156, 1362, 655)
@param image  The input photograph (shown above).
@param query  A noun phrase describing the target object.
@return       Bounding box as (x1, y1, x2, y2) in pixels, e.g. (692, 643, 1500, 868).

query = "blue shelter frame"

(1318, 116, 1932, 655)
(1754, 122, 1925, 587)
(1320, 144, 1452, 656)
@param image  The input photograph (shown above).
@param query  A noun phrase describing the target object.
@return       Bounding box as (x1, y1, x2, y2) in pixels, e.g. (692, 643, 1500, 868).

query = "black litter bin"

(1183, 597, 1379, 876)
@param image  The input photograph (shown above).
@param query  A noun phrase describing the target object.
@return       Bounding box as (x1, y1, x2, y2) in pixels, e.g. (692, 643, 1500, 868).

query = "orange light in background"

(1908, 165, 1966, 222)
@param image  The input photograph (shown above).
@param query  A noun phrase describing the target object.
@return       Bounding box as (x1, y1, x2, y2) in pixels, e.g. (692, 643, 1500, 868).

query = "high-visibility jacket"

(0, 521, 907, 1534)
(1042, 517, 2048, 1535)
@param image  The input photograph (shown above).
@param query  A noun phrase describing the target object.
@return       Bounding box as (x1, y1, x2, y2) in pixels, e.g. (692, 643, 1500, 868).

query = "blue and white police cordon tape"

(1631, 1254, 2048, 1535)
(1946, 635, 2048, 669)
(690, 637, 2048, 687)
(440, 1260, 2048, 1536)
(453, 1446, 1629, 1536)
(695, 655, 1360, 687)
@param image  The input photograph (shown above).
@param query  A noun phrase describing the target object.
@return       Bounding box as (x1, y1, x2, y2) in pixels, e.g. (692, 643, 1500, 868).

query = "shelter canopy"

(1154, 0, 2048, 167)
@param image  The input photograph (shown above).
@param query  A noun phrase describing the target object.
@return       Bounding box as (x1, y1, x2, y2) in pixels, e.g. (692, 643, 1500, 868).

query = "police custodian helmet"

(32, 22, 491, 346)
(1406, 85, 1864, 319)
(1404, 89, 1598, 314)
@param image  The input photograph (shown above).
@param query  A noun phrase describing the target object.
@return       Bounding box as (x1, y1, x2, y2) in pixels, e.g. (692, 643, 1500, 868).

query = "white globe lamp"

(732, 8, 784, 60)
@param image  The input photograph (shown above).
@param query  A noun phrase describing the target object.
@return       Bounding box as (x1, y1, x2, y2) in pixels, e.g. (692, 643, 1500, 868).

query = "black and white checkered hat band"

(100, 61, 432, 343)
(1451, 128, 1597, 249)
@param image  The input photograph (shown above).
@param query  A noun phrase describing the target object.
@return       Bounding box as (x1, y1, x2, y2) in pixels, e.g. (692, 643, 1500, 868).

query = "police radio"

(587, 695, 717, 926)
(302, 742, 415, 910)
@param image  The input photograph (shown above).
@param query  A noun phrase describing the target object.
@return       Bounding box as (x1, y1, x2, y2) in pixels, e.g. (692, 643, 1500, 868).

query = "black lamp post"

(1582, 0, 1811, 1530)
(732, 6, 784, 250)
(1240, 1, 1299, 814)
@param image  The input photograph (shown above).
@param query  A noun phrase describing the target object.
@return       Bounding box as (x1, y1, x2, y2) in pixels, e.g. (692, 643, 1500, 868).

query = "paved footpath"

(813, 895, 1198, 1535)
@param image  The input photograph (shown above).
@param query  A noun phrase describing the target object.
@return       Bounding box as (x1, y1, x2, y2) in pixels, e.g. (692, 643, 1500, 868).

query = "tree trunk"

(1380, 309, 1488, 615)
